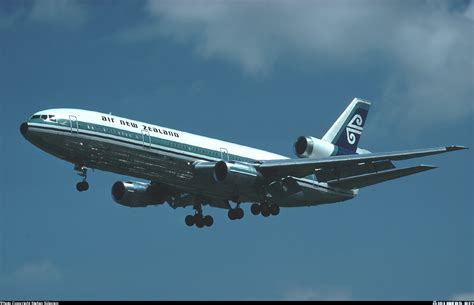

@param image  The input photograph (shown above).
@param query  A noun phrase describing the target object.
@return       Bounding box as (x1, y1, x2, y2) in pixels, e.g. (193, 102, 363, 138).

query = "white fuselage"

(21, 108, 355, 208)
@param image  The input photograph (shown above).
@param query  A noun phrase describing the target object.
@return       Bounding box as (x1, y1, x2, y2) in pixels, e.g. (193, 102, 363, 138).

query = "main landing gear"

(75, 165, 89, 192)
(228, 205, 244, 221)
(185, 204, 214, 228)
(251, 202, 280, 217)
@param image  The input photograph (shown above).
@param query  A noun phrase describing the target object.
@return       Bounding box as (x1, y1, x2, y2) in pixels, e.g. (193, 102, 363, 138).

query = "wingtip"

(418, 164, 438, 170)
(446, 145, 468, 151)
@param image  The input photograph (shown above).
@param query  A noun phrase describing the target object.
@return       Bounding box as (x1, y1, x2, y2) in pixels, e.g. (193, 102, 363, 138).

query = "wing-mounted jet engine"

(193, 160, 263, 186)
(111, 181, 170, 207)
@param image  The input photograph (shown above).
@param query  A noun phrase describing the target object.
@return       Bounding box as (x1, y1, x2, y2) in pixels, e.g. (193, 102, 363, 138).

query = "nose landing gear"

(75, 165, 89, 192)
(76, 181, 89, 192)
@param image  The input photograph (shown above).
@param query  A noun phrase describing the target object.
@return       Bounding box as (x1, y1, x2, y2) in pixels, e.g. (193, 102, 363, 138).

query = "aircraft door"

(141, 130, 151, 149)
(69, 115, 79, 134)
(220, 148, 229, 161)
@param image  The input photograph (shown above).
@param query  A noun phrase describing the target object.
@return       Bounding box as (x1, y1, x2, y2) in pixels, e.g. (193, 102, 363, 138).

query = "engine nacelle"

(294, 136, 336, 158)
(111, 181, 168, 208)
(213, 161, 263, 185)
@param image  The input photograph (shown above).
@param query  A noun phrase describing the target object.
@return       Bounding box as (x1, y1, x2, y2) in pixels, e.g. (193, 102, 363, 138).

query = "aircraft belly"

(26, 129, 195, 185)
(25, 128, 262, 202)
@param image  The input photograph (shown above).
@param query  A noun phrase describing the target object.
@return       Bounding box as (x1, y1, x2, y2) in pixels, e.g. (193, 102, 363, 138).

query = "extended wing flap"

(327, 165, 436, 189)
(314, 160, 395, 182)
(256, 146, 466, 179)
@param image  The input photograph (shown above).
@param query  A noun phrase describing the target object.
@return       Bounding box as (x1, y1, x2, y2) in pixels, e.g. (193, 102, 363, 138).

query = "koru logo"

(346, 114, 363, 144)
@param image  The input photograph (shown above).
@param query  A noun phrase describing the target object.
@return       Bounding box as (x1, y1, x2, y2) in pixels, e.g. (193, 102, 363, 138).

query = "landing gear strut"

(251, 202, 280, 217)
(185, 203, 214, 228)
(75, 165, 89, 192)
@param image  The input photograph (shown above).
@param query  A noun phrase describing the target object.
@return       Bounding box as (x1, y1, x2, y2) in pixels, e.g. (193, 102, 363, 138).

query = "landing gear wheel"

(251, 203, 261, 215)
(75, 165, 89, 192)
(228, 209, 236, 220)
(203, 215, 214, 227)
(261, 203, 270, 217)
(193, 213, 205, 228)
(270, 204, 280, 216)
(236, 208, 244, 219)
(185, 215, 195, 226)
(76, 181, 89, 192)
(195, 215, 204, 228)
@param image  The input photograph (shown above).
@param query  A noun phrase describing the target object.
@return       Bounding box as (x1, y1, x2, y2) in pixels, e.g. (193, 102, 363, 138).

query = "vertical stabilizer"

(322, 98, 370, 153)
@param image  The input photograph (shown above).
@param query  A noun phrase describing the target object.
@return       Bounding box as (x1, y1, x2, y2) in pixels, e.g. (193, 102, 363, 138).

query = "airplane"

(20, 98, 467, 228)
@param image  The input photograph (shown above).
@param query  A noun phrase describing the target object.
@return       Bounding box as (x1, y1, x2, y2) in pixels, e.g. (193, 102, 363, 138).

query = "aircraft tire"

(185, 215, 195, 226)
(261, 204, 270, 217)
(251, 203, 260, 215)
(195, 215, 204, 228)
(76, 181, 89, 192)
(236, 208, 244, 219)
(228, 209, 235, 220)
(204, 215, 214, 227)
(196, 222, 204, 228)
(270, 204, 280, 216)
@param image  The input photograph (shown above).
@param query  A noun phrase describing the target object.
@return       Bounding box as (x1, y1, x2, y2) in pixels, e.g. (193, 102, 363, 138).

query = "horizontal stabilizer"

(327, 165, 436, 189)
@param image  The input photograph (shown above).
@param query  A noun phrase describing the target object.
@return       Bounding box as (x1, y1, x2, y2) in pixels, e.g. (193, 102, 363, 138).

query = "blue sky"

(1, 0, 473, 300)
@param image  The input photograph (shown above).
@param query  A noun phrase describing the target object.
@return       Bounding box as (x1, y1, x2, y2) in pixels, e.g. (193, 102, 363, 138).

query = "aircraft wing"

(325, 165, 436, 189)
(256, 146, 466, 180)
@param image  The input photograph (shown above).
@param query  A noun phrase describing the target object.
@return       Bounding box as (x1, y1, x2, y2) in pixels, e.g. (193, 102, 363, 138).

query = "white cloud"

(283, 286, 352, 301)
(464, 1, 474, 21)
(451, 292, 474, 300)
(125, 0, 473, 129)
(30, 0, 88, 28)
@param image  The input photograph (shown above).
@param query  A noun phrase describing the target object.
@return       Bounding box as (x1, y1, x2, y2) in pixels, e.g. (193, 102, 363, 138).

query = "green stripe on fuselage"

(29, 118, 256, 163)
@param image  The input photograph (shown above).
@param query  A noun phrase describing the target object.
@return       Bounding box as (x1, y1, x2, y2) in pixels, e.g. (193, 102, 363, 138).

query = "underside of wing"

(256, 146, 466, 180)
(313, 160, 396, 182)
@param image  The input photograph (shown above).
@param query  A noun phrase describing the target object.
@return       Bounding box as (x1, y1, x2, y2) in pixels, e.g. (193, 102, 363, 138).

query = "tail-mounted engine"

(294, 136, 336, 158)
(111, 181, 169, 207)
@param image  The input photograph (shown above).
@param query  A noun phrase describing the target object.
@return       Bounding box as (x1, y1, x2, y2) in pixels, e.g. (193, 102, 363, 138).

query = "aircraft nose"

(20, 122, 28, 136)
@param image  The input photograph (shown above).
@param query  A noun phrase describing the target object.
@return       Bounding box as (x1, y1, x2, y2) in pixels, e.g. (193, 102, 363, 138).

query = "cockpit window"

(31, 114, 56, 122)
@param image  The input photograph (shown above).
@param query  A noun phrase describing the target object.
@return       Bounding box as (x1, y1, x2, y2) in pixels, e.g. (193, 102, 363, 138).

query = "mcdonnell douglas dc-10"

(20, 98, 466, 228)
